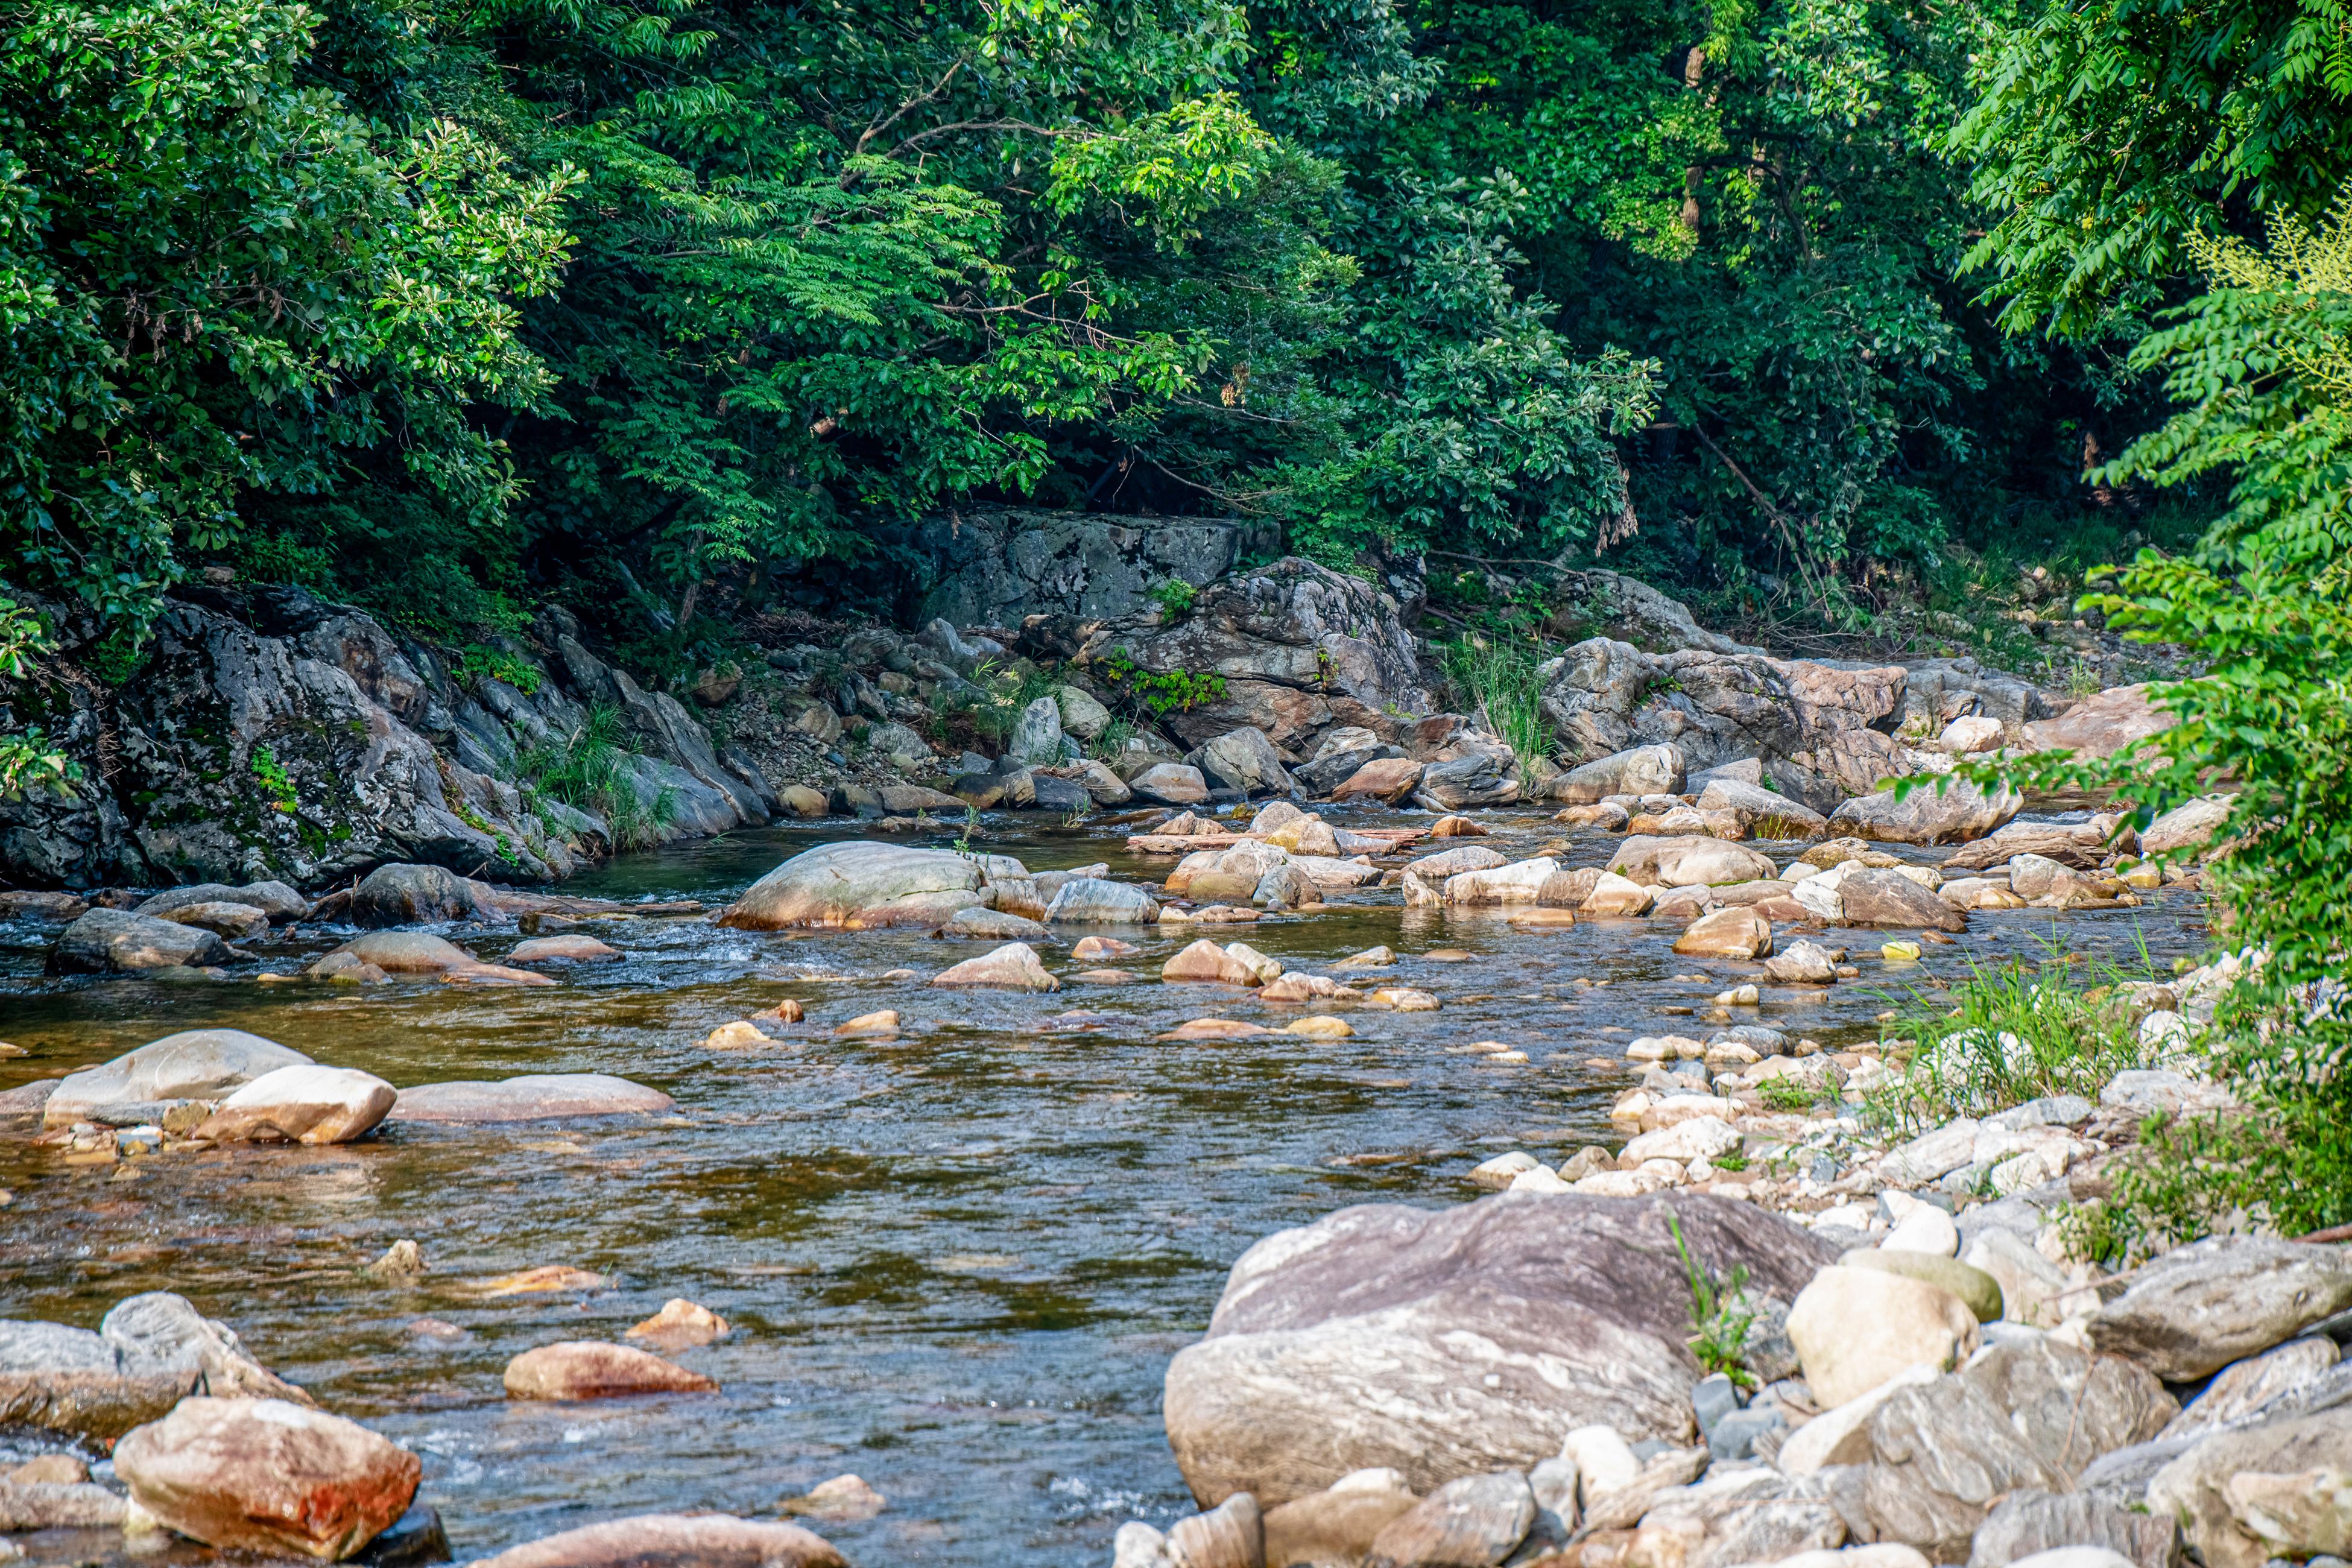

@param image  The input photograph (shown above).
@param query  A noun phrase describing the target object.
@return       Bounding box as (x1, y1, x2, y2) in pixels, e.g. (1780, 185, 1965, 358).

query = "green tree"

(0, 0, 574, 628)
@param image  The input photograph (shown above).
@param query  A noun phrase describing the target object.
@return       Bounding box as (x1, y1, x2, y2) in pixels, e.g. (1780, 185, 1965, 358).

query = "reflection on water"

(0, 812, 2207, 1564)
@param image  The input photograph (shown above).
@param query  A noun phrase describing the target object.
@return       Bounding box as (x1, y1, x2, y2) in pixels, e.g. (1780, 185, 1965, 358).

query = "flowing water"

(0, 811, 2209, 1566)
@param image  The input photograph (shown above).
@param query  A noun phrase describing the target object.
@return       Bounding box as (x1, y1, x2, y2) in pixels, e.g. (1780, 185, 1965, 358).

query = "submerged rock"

(470, 1513, 845, 1568)
(349, 862, 481, 926)
(503, 1341, 716, 1400)
(388, 1073, 675, 1124)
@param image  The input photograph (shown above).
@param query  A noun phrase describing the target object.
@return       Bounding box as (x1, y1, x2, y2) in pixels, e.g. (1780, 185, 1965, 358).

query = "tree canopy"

(2, 0, 2346, 654)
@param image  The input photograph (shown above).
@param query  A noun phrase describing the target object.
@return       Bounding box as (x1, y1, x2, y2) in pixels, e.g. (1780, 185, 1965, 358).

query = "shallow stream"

(0, 811, 2208, 1565)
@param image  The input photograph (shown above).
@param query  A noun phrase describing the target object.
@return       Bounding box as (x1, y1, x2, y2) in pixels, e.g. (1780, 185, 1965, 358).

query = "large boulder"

(1161, 1193, 1837, 1507)
(52, 907, 232, 972)
(388, 1073, 675, 1123)
(716, 842, 984, 930)
(348, 863, 479, 926)
(42, 1029, 312, 1128)
(1828, 779, 2023, 846)
(1116, 557, 1437, 752)
(470, 1513, 846, 1568)
(1190, 728, 1298, 797)
(2020, 684, 2170, 759)
(194, 1065, 397, 1145)
(1537, 639, 1911, 813)
(113, 1396, 419, 1560)
(1607, 835, 1779, 887)
(2088, 1238, 2352, 1381)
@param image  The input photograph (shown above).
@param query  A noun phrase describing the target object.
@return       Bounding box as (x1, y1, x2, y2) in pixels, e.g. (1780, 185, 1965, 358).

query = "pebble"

(1366, 988, 1440, 1011)
(1882, 940, 1923, 961)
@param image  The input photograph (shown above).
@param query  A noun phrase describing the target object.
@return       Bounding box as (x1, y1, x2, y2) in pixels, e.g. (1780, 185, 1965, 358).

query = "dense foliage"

(1965, 191, 2352, 1243)
(16, 0, 2342, 655)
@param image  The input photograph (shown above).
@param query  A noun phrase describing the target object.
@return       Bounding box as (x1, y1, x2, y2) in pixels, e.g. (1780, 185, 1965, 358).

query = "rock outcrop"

(0, 586, 769, 891)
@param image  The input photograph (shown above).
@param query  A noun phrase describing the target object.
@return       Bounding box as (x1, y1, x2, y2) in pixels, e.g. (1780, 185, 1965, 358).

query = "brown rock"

(470, 1513, 845, 1568)
(1836, 870, 1967, 932)
(113, 1396, 420, 1561)
(2020, 684, 2169, 759)
(750, 998, 806, 1023)
(502, 1341, 718, 1400)
(1072, 935, 1140, 961)
(1163, 938, 1263, 985)
(625, 1298, 730, 1351)
(1672, 908, 1772, 959)
(832, 1010, 900, 1038)
(1332, 757, 1426, 802)
(1265, 1472, 1420, 1568)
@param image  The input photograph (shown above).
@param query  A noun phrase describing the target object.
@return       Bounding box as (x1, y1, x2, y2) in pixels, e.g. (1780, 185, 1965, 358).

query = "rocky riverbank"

(6, 530, 2284, 1568)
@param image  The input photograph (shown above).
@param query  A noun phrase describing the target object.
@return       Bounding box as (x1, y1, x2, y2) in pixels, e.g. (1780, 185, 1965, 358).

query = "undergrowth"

(1439, 628, 1551, 770)
(1862, 936, 2172, 1134)
(513, 703, 677, 852)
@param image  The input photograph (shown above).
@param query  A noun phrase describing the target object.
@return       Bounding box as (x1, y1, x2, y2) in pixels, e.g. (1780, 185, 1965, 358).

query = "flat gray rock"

(1966, 1488, 2177, 1568)
(2088, 1236, 2352, 1380)
(52, 908, 232, 973)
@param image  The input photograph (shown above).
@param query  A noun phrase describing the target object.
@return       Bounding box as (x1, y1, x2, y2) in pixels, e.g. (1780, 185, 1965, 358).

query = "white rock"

(1470, 1151, 1543, 1190)
(1508, 1166, 1574, 1195)
(1620, 1117, 1739, 1166)
(1786, 1265, 1982, 1409)
(1562, 1426, 1641, 1504)
(1880, 1204, 1959, 1257)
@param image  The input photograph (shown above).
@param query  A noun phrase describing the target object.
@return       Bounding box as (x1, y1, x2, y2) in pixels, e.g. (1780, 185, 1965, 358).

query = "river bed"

(0, 811, 2208, 1565)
